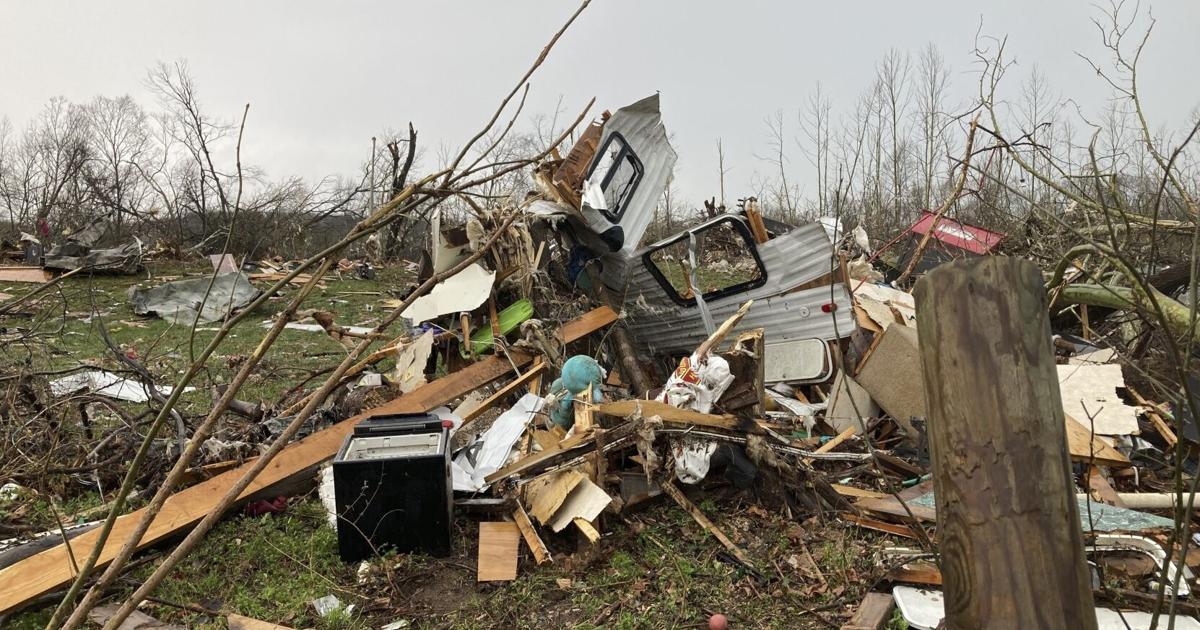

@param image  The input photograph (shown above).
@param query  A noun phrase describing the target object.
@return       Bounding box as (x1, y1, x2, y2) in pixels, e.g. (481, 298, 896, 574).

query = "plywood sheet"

(0, 266, 52, 283)
(1065, 413, 1131, 467)
(477, 521, 520, 582)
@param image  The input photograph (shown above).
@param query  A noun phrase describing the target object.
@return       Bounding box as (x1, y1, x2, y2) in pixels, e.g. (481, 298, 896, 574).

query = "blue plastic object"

(548, 355, 604, 429)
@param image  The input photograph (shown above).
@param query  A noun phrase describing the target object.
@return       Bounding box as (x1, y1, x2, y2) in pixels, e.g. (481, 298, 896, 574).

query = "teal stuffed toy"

(548, 355, 605, 429)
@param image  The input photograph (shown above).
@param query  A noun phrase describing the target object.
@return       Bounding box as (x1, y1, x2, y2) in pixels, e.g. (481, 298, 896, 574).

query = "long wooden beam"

(0, 306, 616, 615)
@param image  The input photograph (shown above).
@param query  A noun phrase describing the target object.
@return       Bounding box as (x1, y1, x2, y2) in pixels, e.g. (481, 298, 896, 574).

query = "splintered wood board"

(525, 470, 585, 525)
(1065, 413, 1131, 468)
(512, 504, 552, 565)
(593, 399, 743, 431)
(477, 521, 520, 582)
(548, 477, 612, 532)
(843, 592, 895, 630)
(0, 306, 618, 615)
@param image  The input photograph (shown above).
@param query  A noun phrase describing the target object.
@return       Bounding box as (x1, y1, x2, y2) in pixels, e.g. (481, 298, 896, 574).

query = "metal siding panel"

(594, 95, 677, 256)
(619, 219, 854, 358)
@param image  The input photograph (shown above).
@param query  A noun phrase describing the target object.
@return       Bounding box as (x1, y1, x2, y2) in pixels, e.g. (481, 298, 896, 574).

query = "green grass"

(8, 260, 415, 410)
(124, 498, 364, 629)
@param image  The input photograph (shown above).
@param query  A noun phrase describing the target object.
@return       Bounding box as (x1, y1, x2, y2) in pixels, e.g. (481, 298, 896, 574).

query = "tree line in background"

(652, 5, 1197, 280)
(1, 5, 1196, 278)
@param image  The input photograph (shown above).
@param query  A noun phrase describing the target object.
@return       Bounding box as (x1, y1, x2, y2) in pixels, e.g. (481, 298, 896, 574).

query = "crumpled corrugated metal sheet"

(621, 221, 854, 361)
(130, 271, 259, 324)
(43, 238, 143, 274)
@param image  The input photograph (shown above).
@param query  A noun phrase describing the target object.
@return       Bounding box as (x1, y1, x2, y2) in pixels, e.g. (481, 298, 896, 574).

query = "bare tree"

(86, 95, 150, 235)
(799, 82, 833, 215)
(914, 43, 953, 210)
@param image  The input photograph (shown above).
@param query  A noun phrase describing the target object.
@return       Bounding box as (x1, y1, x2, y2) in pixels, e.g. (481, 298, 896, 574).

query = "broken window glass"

(644, 218, 766, 305)
(585, 132, 643, 221)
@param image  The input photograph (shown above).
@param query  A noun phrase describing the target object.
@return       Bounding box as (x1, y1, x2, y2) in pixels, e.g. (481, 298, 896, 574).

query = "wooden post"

(913, 257, 1097, 630)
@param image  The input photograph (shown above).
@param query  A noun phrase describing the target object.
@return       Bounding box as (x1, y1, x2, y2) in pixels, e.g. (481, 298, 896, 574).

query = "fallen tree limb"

(1058, 283, 1199, 345)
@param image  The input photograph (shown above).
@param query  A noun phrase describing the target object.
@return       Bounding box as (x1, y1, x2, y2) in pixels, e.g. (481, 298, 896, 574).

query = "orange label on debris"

(673, 356, 702, 385)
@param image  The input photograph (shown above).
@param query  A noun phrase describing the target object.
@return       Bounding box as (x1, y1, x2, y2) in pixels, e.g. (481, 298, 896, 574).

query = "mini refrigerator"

(332, 413, 452, 561)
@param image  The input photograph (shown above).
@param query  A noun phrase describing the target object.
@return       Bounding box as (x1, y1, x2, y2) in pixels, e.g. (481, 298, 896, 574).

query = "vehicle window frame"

(585, 132, 644, 222)
(641, 216, 769, 307)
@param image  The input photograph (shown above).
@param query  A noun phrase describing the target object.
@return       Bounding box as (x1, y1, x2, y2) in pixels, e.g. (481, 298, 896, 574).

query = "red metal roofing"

(907, 211, 1004, 255)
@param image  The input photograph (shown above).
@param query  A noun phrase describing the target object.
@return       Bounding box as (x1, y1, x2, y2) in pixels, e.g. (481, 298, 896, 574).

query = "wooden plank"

(831, 484, 887, 500)
(1065, 414, 1131, 468)
(886, 563, 944, 586)
(477, 521, 520, 582)
(459, 359, 546, 427)
(573, 518, 600, 544)
(914, 257, 1097, 629)
(1129, 386, 1178, 448)
(573, 384, 594, 432)
(841, 513, 920, 539)
(512, 504, 552, 565)
(0, 266, 52, 283)
(0, 306, 617, 615)
(841, 592, 895, 630)
(854, 496, 937, 523)
(809, 426, 857, 458)
(593, 399, 745, 432)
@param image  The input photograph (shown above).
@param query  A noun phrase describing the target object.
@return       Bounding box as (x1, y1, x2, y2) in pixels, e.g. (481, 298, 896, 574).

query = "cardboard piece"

(548, 477, 611, 533)
(856, 325, 924, 436)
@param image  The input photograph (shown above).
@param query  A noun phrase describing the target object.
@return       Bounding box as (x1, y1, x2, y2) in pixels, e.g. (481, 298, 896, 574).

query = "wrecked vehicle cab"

(530, 94, 854, 384)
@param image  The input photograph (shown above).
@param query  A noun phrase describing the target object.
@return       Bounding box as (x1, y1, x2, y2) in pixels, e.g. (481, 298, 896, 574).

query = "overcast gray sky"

(2, 1, 1198, 204)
